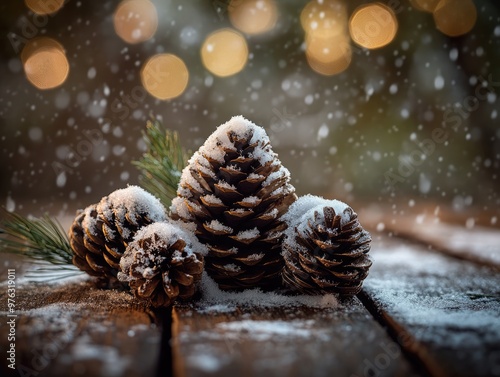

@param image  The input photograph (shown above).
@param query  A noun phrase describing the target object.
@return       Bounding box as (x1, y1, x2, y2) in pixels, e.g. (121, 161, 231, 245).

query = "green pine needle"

(0, 211, 80, 278)
(133, 119, 189, 208)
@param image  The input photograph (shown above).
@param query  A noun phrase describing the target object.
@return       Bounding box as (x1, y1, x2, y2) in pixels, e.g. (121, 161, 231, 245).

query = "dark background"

(0, 0, 499, 226)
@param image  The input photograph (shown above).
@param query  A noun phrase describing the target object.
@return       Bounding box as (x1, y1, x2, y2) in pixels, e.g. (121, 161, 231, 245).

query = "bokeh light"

(300, 0, 347, 38)
(21, 37, 69, 90)
(306, 38, 352, 76)
(409, 0, 440, 13)
(301, 0, 351, 76)
(201, 28, 249, 77)
(349, 3, 398, 49)
(141, 54, 189, 100)
(113, 0, 158, 44)
(228, 0, 278, 35)
(433, 0, 477, 37)
(25, 0, 65, 15)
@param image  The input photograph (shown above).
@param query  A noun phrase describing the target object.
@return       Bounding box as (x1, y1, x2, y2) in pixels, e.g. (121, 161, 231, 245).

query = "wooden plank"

(361, 236, 500, 377)
(172, 299, 424, 377)
(0, 278, 162, 377)
(387, 219, 500, 269)
(358, 205, 500, 269)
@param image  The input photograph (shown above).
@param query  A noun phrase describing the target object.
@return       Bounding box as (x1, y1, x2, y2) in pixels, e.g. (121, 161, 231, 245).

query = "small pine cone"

(171, 116, 296, 291)
(118, 222, 205, 307)
(69, 185, 167, 281)
(281, 195, 372, 295)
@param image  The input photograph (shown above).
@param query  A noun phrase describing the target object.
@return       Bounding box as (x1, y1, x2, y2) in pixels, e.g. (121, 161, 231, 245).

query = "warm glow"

(409, 0, 440, 12)
(201, 29, 249, 77)
(306, 35, 352, 75)
(229, 0, 278, 35)
(349, 3, 398, 49)
(113, 0, 158, 44)
(301, 0, 351, 76)
(433, 0, 477, 37)
(21, 37, 64, 65)
(22, 37, 69, 90)
(141, 54, 189, 100)
(25, 0, 65, 15)
(300, 0, 347, 38)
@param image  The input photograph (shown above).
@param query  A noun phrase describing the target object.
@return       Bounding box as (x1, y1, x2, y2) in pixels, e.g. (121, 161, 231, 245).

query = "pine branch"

(133, 119, 188, 208)
(0, 211, 79, 278)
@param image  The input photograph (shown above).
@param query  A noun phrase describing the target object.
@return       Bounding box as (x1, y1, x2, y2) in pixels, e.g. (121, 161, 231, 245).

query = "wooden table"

(1, 213, 499, 377)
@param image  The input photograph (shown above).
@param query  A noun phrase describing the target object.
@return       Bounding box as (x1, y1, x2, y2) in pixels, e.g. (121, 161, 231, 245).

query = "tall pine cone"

(171, 116, 296, 291)
(118, 222, 205, 307)
(281, 195, 372, 295)
(69, 185, 167, 281)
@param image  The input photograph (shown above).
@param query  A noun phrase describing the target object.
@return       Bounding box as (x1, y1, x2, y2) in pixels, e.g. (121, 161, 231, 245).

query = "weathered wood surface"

(389, 220, 500, 269)
(172, 300, 423, 377)
(0, 265, 162, 377)
(1, 216, 500, 377)
(359, 204, 500, 269)
(362, 235, 500, 377)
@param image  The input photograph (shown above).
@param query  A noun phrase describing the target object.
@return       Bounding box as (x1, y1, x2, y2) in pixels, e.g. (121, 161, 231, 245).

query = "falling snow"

(0, 0, 497, 299)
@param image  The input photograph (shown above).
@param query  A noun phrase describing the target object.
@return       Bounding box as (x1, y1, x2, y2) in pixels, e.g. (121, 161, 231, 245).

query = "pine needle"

(0, 211, 80, 279)
(133, 119, 189, 208)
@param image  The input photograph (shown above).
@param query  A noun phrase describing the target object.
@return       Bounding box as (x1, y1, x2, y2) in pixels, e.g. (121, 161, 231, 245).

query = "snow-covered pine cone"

(171, 116, 297, 291)
(281, 195, 372, 295)
(118, 222, 205, 307)
(69, 185, 167, 281)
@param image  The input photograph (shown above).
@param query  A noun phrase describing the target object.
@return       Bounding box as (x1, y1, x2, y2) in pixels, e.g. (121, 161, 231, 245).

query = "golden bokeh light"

(25, 0, 65, 15)
(300, 0, 347, 38)
(306, 34, 348, 63)
(409, 0, 440, 13)
(228, 0, 278, 35)
(306, 34, 352, 76)
(141, 54, 189, 100)
(201, 28, 249, 77)
(22, 37, 69, 90)
(349, 3, 398, 49)
(433, 0, 477, 37)
(307, 47, 352, 76)
(113, 0, 158, 44)
(21, 37, 64, 65)
(301, 0, 351, 76)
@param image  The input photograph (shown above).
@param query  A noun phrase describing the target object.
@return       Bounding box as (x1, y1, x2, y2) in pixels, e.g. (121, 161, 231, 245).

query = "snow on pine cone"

(281, 195, 372, 295)
(69, 185, 167, 281)
(118, 222, 206, 307)
(171, 116, 297, 291)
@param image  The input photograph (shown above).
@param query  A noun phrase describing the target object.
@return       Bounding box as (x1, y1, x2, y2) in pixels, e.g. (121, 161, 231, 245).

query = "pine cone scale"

(172, 271, 194, 286)
(104, 243, 123, 260)
(178, 284, 196, 299)
(138, 278, 159, 298)
(103, 252, 120, 270)
(85, 253, 109, 276)
(83, 235, 104, 255)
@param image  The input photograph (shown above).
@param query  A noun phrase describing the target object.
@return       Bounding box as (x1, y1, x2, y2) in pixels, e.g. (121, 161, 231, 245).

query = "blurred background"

(0, 0, 499, 227)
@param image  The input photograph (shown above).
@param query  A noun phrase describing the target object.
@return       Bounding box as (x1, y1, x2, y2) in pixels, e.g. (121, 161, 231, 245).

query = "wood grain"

(0, 280, 162, 377)
(172, 300, 424, 377)
(362, 236, 500, 377)
(385, 218, 500, 269)
(1, 213, 499, 377)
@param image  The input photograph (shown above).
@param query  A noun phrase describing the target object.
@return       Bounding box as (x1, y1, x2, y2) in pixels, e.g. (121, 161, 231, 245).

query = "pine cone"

(171, 116, 296, 291)
(281, 195, 372, 295)
(69, 185, 167, 281)
(118, 222, 205, 307)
